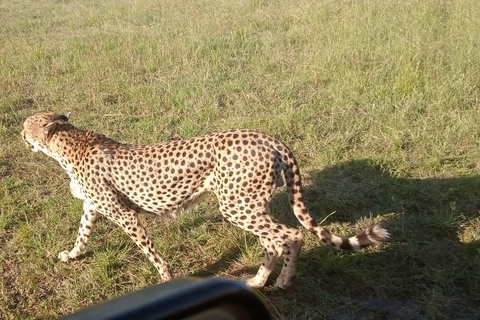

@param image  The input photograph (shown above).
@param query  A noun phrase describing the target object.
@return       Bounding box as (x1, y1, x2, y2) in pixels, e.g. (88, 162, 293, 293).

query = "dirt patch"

(359, 297, 426, 319)
(331, 297, 426, 320)
(102, 94, 120, 106)
(14, 97, 37, 110)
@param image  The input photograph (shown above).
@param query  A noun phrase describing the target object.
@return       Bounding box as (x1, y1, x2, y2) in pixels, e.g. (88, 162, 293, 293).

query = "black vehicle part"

(58, 278, 271, 320)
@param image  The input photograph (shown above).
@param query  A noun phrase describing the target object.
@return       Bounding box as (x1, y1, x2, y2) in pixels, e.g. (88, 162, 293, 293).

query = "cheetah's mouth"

(21, 131, 32, 149)
(21, 130, 40, 152)
(23, 139, 34, 150)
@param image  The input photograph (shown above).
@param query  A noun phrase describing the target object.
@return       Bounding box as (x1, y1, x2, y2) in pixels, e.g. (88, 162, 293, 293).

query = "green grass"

(1, 0, 480, 318)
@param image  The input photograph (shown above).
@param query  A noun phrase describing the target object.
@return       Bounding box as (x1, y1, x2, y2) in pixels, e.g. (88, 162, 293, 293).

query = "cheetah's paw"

(58, 250, 72, 262)
(275, 275, 292, 289)
(240, 275, 265, 289)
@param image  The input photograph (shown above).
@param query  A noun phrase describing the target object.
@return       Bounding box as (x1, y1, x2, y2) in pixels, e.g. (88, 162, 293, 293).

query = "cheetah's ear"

(43, 121, 57, 137)
(54, 112, 71, 122)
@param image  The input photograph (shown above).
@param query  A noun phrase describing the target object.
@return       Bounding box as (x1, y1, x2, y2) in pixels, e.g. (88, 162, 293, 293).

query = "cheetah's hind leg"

(241, 236, 284, 288)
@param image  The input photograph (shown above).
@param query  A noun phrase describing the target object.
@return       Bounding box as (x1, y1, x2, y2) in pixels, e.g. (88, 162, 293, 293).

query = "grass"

(1, 0, 480, 318)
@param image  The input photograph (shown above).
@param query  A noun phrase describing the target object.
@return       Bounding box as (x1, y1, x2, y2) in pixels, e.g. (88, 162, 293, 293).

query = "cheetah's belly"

(125, 171, 214, 217)
(70, 178, 86, 201)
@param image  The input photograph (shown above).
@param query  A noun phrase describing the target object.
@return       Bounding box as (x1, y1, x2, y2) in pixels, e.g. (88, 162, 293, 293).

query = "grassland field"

(1, 0, 480, 318)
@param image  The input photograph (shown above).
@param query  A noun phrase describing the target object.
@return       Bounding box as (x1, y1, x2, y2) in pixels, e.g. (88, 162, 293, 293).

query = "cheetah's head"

(22, 112, 71, 154)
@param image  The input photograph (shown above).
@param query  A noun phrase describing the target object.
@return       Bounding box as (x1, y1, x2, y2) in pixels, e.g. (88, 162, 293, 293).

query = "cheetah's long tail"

(283, 154, 389, 251)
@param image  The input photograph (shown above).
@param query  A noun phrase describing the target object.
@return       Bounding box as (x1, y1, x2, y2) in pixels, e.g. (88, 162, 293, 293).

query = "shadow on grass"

(263, 159, 480, 319)
(190, 247, 258, 279)
(192, 159, 480, 319)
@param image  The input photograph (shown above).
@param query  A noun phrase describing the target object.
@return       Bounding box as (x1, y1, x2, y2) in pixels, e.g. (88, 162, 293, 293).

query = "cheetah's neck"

(46, 124, 117, 176)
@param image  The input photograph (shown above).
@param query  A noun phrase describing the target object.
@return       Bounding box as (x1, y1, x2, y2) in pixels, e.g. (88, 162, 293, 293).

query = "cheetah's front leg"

(99, 190, 172, 282)
(122, 216, 172, 282)
(59, 202, 100, 262)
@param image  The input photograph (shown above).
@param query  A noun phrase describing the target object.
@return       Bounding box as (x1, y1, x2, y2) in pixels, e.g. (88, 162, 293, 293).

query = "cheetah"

(21, 112, 388, 288)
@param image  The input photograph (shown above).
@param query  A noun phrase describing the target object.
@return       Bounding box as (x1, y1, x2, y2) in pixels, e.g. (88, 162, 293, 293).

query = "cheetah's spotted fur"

(22, 112, 388, 288)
